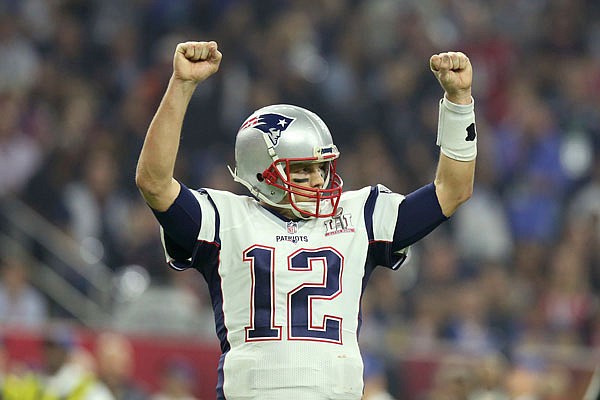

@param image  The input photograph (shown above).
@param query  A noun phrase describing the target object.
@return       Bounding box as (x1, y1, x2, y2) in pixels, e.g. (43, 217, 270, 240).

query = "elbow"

(451, 185, 473, 215)
(456, 186, 473, 209)
(135, 165, 179, 211)
(135, 165, 164, 199)
(436, 181, 474, 217)
(456, 183, 474, 206)
(135, 167, 152, 194)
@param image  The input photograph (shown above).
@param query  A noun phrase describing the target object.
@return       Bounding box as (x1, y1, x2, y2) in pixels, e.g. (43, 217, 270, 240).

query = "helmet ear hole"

(256, 173, 264, 182)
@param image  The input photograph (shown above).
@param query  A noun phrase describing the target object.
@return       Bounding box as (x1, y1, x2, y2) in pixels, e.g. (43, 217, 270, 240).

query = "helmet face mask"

(229, 104, 343, 218)
(261, 158, 342, 218)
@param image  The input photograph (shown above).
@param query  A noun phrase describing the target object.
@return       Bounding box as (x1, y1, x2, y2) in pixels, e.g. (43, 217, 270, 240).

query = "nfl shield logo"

(287, 221, 298, 234)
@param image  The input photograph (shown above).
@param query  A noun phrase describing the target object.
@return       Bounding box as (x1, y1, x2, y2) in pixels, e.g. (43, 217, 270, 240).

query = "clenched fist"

(173, 41, 222, 84)
(430, 52, 472, 105)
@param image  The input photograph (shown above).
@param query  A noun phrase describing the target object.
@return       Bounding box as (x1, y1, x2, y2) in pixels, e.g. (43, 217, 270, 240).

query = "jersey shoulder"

(196, 188, 257, 208)
(340, 185, 403, 203)
(340, 186, 373, 202)
(196, 188, 265, 226)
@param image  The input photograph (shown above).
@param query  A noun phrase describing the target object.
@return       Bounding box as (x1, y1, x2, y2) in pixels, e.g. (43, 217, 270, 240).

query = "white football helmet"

(228, 104, 343, 218)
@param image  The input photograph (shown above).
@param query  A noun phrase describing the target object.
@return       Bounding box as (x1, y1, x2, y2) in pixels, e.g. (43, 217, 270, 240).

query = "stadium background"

(0, 0, 599, 398)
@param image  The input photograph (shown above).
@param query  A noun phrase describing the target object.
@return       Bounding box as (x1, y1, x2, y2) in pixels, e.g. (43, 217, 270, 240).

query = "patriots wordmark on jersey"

(160, 185, 407, 400)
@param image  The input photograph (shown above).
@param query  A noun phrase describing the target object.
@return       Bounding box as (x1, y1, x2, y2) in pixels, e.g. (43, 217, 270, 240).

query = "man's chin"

(294, 200, 334, 217)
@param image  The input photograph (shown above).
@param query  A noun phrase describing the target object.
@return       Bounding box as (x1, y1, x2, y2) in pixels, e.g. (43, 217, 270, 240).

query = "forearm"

(136, 77, 198, 210)
(433, 92, 476, 217)
(434, 154, 475, 217)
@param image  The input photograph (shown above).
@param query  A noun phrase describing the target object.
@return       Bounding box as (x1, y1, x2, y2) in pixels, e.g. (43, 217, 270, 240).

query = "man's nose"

(310, 168, 325, 188)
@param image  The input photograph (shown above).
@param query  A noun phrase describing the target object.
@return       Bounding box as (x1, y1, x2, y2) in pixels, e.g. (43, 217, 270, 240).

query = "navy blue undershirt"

(152, 182, 447, 259)
(152, 183, 200, 260)
(393, 182, 448, 249)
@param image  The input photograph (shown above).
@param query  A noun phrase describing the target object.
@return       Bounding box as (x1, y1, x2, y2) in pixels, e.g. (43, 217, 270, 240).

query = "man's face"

(286, 162, 327, 203)
(43, 342, 69, 374)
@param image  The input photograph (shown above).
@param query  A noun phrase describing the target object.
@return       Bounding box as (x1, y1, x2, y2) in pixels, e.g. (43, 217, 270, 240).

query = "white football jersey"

(161, 185, 407, 400)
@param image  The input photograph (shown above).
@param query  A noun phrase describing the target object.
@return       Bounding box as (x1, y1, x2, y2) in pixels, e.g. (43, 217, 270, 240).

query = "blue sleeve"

(393, 183, 448, 250)
(151, 183, 201, 260)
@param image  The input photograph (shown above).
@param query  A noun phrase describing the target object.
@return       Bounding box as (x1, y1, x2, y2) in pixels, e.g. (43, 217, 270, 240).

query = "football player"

(136, 41, 476, 399)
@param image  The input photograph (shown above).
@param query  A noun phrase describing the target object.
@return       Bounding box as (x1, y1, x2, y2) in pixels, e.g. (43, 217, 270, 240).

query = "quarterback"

(136, 41, 476, 399)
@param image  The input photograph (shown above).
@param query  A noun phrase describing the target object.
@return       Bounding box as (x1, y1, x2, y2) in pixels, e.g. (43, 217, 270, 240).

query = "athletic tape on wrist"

(436, 96, 477, 161)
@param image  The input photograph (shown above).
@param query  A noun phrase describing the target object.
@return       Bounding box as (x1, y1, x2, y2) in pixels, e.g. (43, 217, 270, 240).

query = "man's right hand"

(173, 41, 222, 84)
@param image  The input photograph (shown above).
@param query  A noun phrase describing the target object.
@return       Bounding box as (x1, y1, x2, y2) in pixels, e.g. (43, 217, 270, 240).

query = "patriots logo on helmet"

(240, 113, 295, 146)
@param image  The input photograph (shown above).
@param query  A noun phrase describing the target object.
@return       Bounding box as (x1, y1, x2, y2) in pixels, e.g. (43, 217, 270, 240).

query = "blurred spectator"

(493, 80, 570, 244)
(0, 92, 42, 196)
(537, 363, 573, 400)
(468, 354, 510, 400)
(39, 326, 114, 400)
(540, 244, 596, 343)
(452, 184, 513, 264)
(95, 332, 148, 400)
(583, 367, 600, 400)
(405, 289, 446, 353)
(112, 269, 214, 338)
(62, 144, 131, 270)
(443, 281, 500, 356)
(151, 358, 198, 400)
(0, 255, 47, 328)
(504, 366, 543, 400)
(122, 201, 171, 282)
(476, 262, 521, 353)
(0, 337, 9, 379)
(423, 355, 475, 400)
(0, 326, 117, 400)
(567, 158, 600, 295)
(0, 14, 40, 93)
(568, 160, 600, 235)
(362, 354, 398, 400)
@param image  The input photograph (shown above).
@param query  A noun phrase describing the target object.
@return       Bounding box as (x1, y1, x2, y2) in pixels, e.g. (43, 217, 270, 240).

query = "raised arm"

(135, 41, 222, 211)
(429, 51, 476, 217)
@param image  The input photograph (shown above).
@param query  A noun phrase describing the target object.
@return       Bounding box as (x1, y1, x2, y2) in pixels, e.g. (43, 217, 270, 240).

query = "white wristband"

(436, 95, 477, 161)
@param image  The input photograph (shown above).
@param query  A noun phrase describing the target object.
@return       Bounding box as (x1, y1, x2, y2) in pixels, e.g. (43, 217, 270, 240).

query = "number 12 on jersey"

(243, 245, 344, 344)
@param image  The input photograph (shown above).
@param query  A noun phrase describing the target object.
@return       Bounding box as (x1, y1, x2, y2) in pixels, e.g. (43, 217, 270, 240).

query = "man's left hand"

(430, 51, 472, 105)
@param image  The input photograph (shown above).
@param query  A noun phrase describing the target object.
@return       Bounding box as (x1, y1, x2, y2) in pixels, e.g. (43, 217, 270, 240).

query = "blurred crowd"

(0, 327, 199, 400)
(0, 0, 600, 398)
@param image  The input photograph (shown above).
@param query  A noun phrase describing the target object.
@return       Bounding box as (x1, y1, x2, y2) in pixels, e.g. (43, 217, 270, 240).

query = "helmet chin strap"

(287, 193, 335, 220)
(289, 193, 315, 220)
(259, 191, 334, 220)
(261, 195, 322, 220)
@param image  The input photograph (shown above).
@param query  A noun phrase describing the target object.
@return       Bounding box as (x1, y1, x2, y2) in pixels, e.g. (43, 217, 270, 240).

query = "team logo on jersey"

(240, 113, 295, 146)
(276, 235, 309, 243)
(324, 210, 355, 236)
(276, 221, 308, 243)
(287, 221, 298, 234)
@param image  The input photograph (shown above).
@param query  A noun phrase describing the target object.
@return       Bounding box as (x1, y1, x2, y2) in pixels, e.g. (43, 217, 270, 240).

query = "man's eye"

(290, 164, 326, 174)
